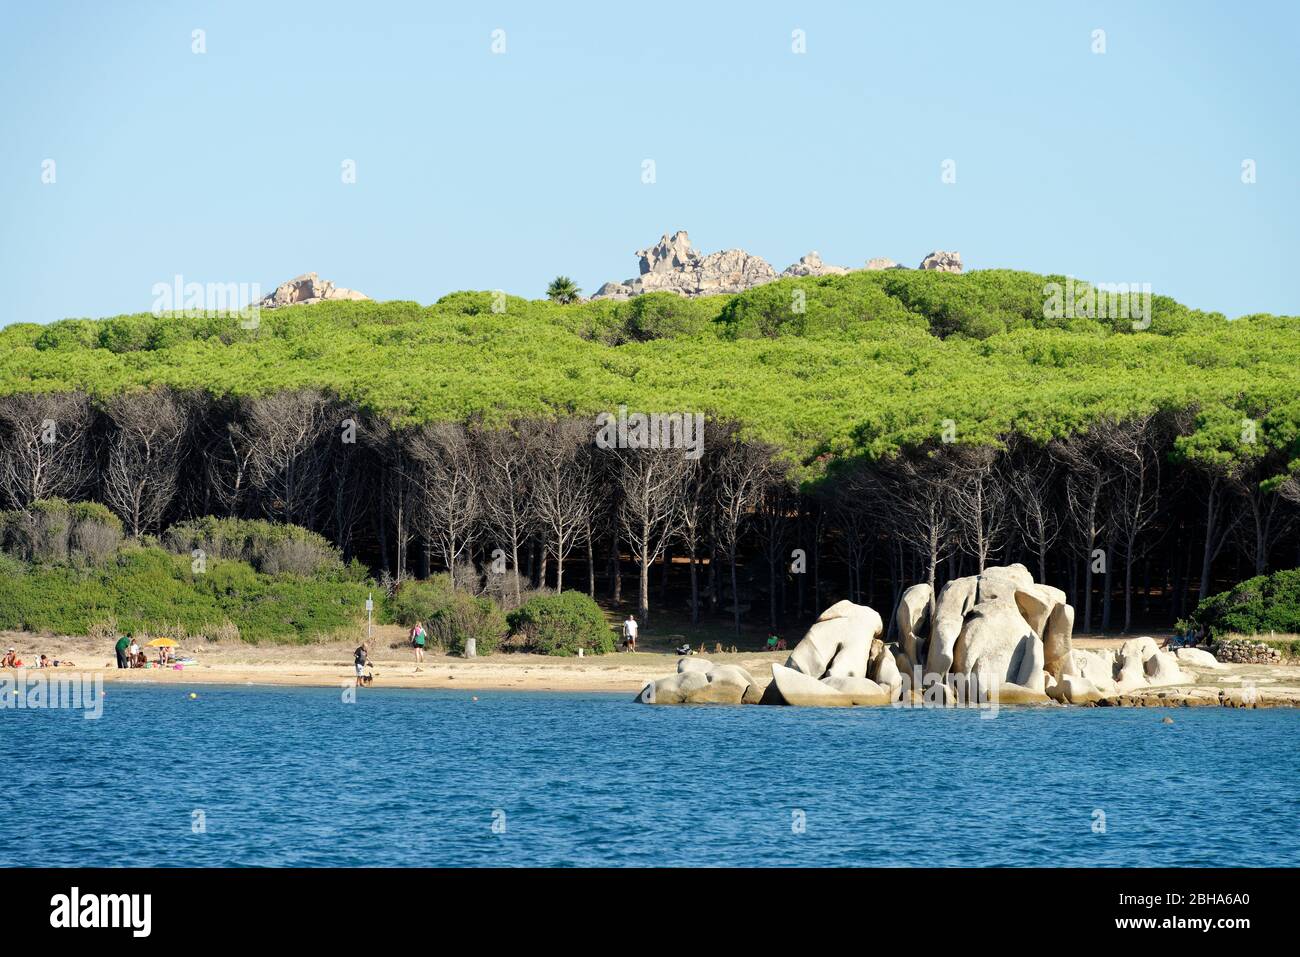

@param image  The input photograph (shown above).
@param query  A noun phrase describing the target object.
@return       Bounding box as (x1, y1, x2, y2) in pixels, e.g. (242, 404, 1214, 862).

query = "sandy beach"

(4, 627, 1298, 706)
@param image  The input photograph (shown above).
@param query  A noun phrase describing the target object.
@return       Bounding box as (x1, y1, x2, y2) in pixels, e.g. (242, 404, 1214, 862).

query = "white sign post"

(366, 593, 373, 640)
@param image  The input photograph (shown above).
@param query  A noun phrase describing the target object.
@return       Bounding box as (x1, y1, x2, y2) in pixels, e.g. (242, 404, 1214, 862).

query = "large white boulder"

(1118, 636, 1160, 668)
(785, 601, 883, 679)
(1042, 601, 1076, 677)
(768, 663, 890, 707)
(1144, 650, 1189, 687)
(925, 614, 963, 680)
(640, 670, 709, 704)
(990, 681, 1051, 705)
(677, 657, 713, 674)
(952, 600, 1041, 691)
(895, 583, 932, 670)
(935, 575, 980, 621)
(1073, 649, 1116, 687)
(1115, 652, 1148, 692)
(1175, 647, 1223, 669)
(1047, 673, 1107, 705)
(980, 562, 1035, 588)
(871, 648, 904, 701)
(926, 576, 979, 679)
(639, 663, 760, 704)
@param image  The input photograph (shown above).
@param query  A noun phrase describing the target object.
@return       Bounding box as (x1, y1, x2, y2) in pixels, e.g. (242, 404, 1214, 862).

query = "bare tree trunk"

(729, 544, 741, 637)
(689, 546, 700, 625)
(638, 542, 650, 622)
(611, 532, 622, 604)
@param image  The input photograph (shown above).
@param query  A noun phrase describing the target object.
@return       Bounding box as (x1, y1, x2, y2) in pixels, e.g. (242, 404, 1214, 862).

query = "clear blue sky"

(1, 0, 1295, 324)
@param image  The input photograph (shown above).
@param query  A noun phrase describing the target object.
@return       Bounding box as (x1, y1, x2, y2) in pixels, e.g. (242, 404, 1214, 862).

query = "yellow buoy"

(189, 692, 198, 699)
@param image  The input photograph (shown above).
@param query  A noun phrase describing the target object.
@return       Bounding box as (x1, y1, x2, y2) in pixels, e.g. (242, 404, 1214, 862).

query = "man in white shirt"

(622, 615, 638, 652)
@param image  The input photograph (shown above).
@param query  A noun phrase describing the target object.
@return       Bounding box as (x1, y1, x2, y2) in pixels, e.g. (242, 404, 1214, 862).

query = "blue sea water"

(1, 683, 1297, 867)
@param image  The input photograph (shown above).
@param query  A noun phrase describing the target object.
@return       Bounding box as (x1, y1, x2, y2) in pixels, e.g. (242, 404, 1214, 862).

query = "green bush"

(507, 591, 614, 656)
(619, 292, 718, 341)
(388, 575, 507, 655)
(0, 539, 372, 644)
(1184, 569, 1300, 639)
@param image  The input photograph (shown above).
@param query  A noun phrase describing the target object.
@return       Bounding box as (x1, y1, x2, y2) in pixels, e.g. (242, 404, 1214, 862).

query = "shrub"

(2, 499, 124, 566)
(619, 292, 718, 341)
(388, 575, 507, 655)
(162, 517, 341, 576)
(86, 615, 119, 644)
(69, 502, 123, 565)
(1184, 569, 1300, 639)
(482, 570, 550, 613)
(0, 543, 370, 643)
(507, 591, 614, 656)
(1, 498, 72, 563)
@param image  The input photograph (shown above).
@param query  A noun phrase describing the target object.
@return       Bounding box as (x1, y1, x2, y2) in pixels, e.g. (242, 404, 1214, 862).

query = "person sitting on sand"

(354, 642, 371, 686)
(775, 637, 787, 651)
(37, 654, 50, 668)
(132, 648, 148, 668)
(410, 621, 427, 669)
(766, 634, 779, 651)
(2, 648, 18, 668)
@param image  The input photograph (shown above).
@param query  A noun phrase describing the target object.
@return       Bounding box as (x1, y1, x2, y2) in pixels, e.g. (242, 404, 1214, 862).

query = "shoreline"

(5, 631, 1300, 707)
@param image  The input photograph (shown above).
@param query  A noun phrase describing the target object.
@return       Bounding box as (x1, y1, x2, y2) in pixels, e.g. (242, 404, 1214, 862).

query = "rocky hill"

(259, 272, 369, 309)
(593, 230, 962, 300)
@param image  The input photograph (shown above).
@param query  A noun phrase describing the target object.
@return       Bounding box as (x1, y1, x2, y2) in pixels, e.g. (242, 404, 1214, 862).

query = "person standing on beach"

(114, 634, 131, 669)
(354, 642, 370, 686)
(410, 621, 427, 670)
(622, 615, 638, 652)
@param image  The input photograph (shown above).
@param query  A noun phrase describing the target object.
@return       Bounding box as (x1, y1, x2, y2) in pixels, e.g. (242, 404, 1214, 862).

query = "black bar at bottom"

(0, 866, 1279, 943)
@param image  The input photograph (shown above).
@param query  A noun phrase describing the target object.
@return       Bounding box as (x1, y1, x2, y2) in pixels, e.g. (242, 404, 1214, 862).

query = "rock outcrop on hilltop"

(593, 230, 777, 300)
(593, 231, 963, 300)
(919, 250, 963, 273)
(780, 251, 849, 278)
(259, 273, 369, 308)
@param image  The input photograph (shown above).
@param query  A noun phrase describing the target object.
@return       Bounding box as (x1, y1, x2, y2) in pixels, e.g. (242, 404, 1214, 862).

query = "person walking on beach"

(622, 614, 638, 653)
(410, 621, 427, 670)
(114, 633, 131, 669)
(354, 642, 370, 686)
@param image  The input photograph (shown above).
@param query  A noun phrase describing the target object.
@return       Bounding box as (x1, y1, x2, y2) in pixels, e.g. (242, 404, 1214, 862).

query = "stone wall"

(1212, 638, 1283, 664)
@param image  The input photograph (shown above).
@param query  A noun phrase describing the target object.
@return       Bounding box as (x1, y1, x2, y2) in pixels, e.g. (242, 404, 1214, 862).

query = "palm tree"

(546, 276, 581, 304)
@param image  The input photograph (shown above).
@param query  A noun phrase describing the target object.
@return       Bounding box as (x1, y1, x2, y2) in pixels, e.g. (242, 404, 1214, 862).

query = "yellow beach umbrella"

(146, 638, 179, 648)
